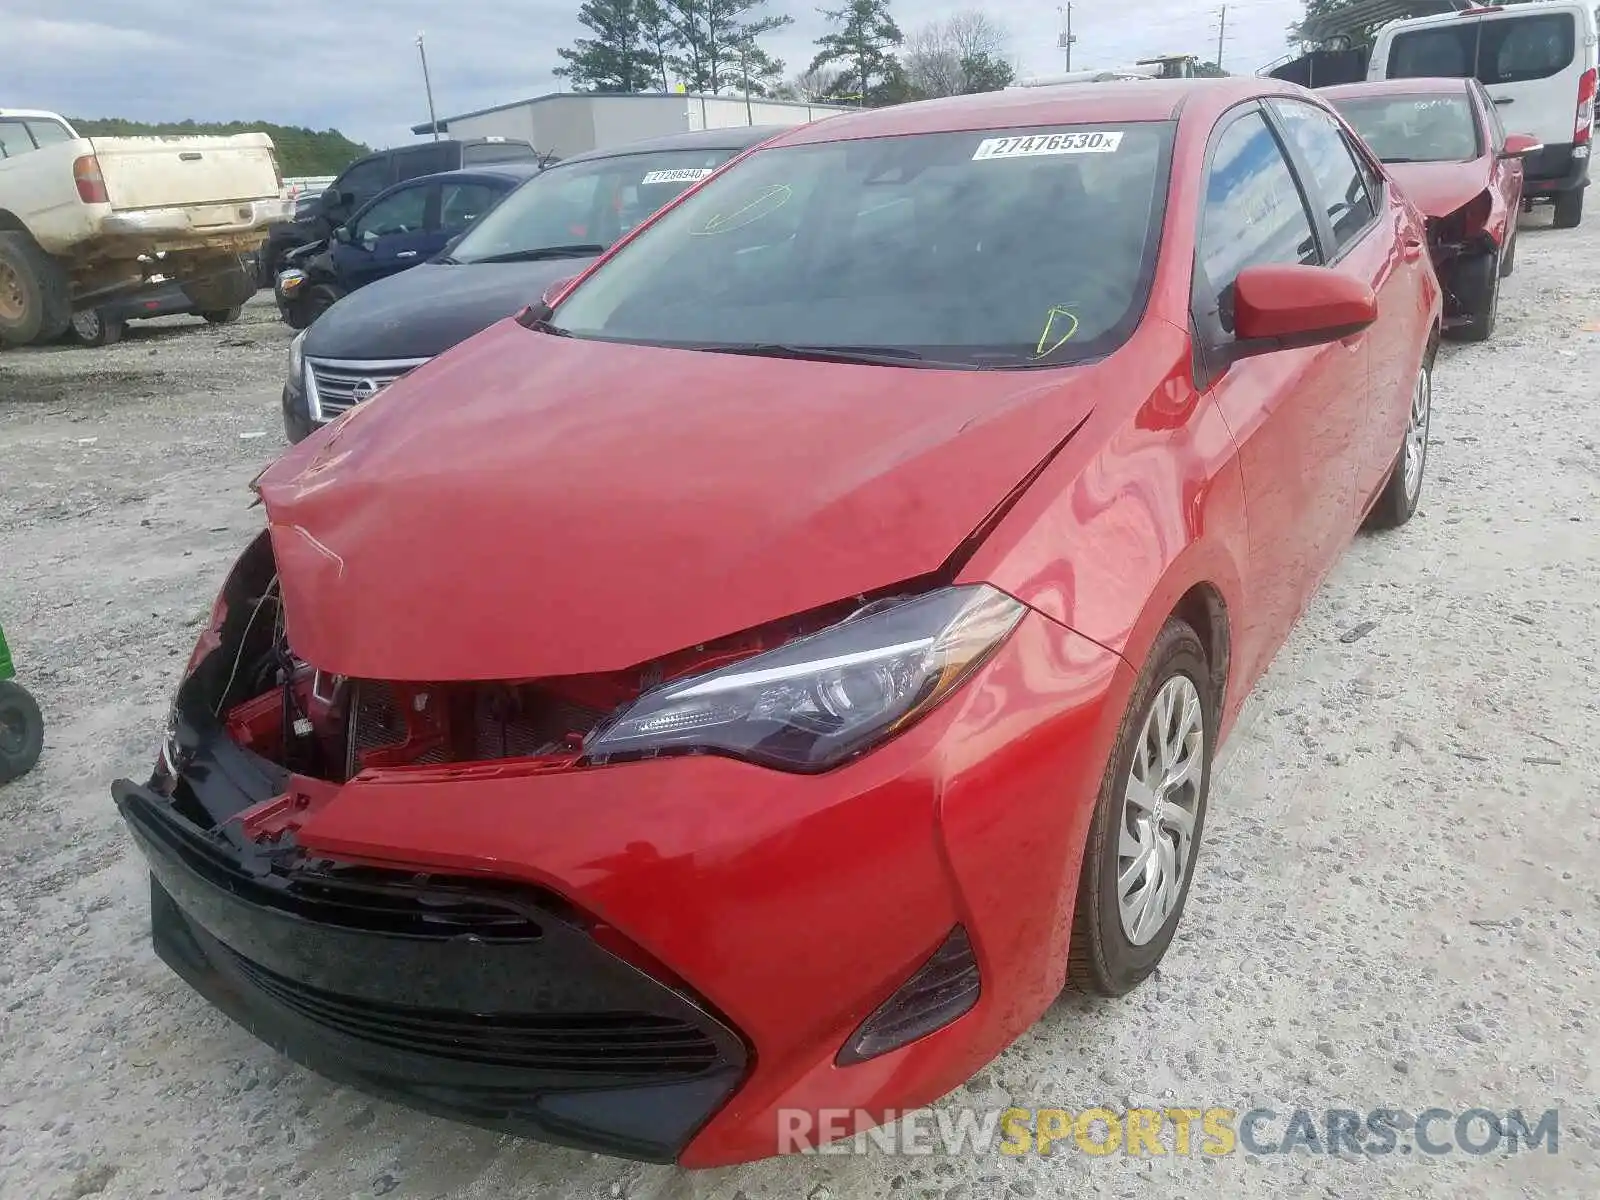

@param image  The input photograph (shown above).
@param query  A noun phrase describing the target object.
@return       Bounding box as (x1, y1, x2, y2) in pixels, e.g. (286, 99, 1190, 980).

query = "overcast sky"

(6, 0, 1304, 149)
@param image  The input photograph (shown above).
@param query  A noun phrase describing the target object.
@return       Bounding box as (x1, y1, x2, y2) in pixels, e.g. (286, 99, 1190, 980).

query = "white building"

(412, 91, 855, 159)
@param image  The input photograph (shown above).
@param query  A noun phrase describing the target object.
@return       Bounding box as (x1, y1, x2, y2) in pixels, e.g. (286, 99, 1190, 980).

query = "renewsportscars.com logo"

(777, 1106, 1561, 1158)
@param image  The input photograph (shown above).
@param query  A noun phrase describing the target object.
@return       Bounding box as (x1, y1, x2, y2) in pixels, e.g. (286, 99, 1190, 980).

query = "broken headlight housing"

(583, 585, 1026, 773)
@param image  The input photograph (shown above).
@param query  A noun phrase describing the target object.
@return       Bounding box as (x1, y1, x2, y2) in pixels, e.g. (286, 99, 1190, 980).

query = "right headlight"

(583, 585, 1026, 773)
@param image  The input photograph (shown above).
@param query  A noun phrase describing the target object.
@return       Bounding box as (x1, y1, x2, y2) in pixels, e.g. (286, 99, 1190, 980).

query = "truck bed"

(91, 133, 281, 211)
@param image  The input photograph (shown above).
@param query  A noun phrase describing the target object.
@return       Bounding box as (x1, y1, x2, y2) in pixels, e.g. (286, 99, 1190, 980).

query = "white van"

(1368, 2, 1598, 227)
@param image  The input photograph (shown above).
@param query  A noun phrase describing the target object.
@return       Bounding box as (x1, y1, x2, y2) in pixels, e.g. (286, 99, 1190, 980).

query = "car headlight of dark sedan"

(286, 330, 306, 390)
(584, 584, 1026, 772)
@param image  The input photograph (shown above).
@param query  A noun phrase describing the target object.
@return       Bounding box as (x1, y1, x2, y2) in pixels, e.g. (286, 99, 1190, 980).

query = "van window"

(1388, 13, 1577, 85)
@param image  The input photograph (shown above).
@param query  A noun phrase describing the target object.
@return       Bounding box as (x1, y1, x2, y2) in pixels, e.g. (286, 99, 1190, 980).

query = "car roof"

(764, 77, 1307, 147)
(1320, 78, 1473, 99)
(556, 124, 790, 166)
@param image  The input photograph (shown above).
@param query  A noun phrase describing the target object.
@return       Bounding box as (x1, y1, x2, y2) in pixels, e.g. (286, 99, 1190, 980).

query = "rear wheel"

(0, 232, 71, 348)
(1552, 188, 1584, 230)
(1447, 251, 1498, 343)
(1366, 353, 1432, 531)
(1068, 619, 1214, 997)
(69, 308, 125, 347)
(202, 306, 243, 325)
(0, 680, 44, 784)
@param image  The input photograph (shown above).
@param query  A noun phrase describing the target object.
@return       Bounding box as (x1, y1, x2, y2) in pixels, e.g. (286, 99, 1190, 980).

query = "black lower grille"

(226, 949, 720, 1077)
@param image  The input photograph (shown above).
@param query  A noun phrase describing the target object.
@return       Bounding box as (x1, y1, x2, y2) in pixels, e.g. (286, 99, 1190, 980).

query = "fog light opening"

(836, 924, 981, 1066)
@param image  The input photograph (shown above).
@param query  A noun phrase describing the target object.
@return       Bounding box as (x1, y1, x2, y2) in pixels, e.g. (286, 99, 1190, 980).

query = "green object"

(0, 621, 44, 783)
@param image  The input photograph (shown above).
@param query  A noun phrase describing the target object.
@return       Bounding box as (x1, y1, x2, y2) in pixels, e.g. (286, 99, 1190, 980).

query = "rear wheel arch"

(0, 210, 29, 235)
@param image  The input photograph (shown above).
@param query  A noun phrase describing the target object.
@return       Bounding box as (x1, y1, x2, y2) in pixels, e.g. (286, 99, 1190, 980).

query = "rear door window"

(25, 120, 73, 149)
(1271, 100, 1378, 253)
(0, 120, 35, 158)
(1388, 13, 1577, 85)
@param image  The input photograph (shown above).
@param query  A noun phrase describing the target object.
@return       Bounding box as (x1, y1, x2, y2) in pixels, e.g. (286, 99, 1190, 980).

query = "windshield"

(1333, 95, 1480, 162)
(548, 123, 1174, 369)
(448, 148, 740, 264)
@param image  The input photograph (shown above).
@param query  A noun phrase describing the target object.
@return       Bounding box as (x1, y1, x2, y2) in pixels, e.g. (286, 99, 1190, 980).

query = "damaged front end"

(1422, 189, 1498, 328)
(115, 532, 755, 1163)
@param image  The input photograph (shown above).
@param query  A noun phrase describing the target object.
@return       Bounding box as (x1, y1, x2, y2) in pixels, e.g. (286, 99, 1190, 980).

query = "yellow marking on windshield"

(694, 183, 793, 235)
(1035, 306, 1080, 358)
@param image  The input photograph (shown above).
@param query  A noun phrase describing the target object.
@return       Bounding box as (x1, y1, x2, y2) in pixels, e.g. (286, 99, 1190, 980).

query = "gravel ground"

(2, 216, 1598, 1200)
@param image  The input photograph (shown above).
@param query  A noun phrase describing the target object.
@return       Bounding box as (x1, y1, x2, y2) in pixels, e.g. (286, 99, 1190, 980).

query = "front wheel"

(0, 680, 44, 784)
(202, 306, 243, 325)
(1068, 619, 1214, 997)
(1365, 353, 1432, 531)
(1447, 251, 1498, 343)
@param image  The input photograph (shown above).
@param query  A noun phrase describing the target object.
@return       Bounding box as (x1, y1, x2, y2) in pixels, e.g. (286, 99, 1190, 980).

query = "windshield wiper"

(693, 343, 948, 368)
(466, 244, 606, 264)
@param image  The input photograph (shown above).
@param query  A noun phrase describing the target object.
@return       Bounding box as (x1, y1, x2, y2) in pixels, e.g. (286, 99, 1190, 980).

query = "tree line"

(69, 118, 371, 177)
(554, 0, 1017, 105)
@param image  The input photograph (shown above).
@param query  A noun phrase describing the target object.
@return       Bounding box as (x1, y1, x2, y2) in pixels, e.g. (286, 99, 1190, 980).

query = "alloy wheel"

(1117, 674, 1205, 946)
(1402, 363, 1431, 502)
(72, 310, 102, 341)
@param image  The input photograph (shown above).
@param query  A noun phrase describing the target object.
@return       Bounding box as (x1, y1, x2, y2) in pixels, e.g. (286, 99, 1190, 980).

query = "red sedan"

(114, 78, 1440, 1166)
(1326, 77, 1542, 341)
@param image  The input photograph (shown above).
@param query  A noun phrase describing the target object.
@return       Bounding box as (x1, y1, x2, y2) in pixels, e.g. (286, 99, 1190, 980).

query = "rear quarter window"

(1388, 14, 1577, 85)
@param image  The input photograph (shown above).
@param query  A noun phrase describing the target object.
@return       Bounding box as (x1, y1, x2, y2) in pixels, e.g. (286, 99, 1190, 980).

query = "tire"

(1552, 188, 1584, 230)
(68, 308, 125, 347)
(180, 262, 255, 313)
(202, 306, 243, 325)
(1499, 229, 1516, 278)
(1446, 251, 1498, 343)
(0, 231, 72, 348)
(1068, 619, 1215, 997)
(1366, 351, 1433, 531)
(0, 679, 44, 784)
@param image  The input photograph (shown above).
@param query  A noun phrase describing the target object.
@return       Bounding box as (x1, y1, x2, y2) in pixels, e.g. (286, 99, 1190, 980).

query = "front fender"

(957, 320, 1251, 737)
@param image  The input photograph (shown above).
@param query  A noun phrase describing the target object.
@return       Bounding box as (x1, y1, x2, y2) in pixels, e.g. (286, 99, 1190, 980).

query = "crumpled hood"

(302, 259, 583, 361)
(1386, 160, 1490, 220)
(258, 320, 1105, 680)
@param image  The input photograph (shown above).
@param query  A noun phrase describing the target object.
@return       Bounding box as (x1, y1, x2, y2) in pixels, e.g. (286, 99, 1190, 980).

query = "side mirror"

(319, 186, 341, 212)
(1501, 132, 1543, 158)
(540, 274, 579, 307)
(332, 225, 351, 245)
(1230, 264, 1376, 357)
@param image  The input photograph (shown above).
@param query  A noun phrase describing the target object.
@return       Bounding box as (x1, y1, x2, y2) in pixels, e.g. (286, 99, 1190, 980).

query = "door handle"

(1494, 97, 1514, 105)
(396, 250, 418, 259)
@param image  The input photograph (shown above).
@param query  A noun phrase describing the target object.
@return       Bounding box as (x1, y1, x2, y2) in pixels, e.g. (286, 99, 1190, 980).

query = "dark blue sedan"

(275, 162, 540, 328)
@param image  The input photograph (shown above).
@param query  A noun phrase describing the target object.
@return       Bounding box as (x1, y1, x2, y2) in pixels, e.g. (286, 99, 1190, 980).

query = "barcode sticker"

(640, 168, 716, 184)
(972, 131, 1124, 160)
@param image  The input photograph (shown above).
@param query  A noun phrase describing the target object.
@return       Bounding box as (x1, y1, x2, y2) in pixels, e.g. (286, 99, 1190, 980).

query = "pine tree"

(810, 0, 904, 106)
(663, 0, 792, 94)
(554, 0, 657, 92)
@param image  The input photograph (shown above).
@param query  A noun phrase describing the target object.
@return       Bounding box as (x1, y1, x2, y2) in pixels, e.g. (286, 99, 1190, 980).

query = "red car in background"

(114, 79, 1440, 1165)
(1326, 77, 1542, 341)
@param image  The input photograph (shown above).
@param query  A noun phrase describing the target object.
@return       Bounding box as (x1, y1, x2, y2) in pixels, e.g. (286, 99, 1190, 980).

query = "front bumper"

(115, 774, 748, 1162)
(113, 609, 1131, 1165)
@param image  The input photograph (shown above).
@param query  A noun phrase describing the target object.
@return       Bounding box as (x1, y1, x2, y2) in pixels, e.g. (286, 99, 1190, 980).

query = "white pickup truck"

(0, 108, 291, 347)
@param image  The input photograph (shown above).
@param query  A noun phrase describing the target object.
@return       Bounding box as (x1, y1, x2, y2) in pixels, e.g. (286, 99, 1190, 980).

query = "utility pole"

(416, 33, 439, 141)
(1058, 4, 1076, 71)
(1216, 5, 1227, 72)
